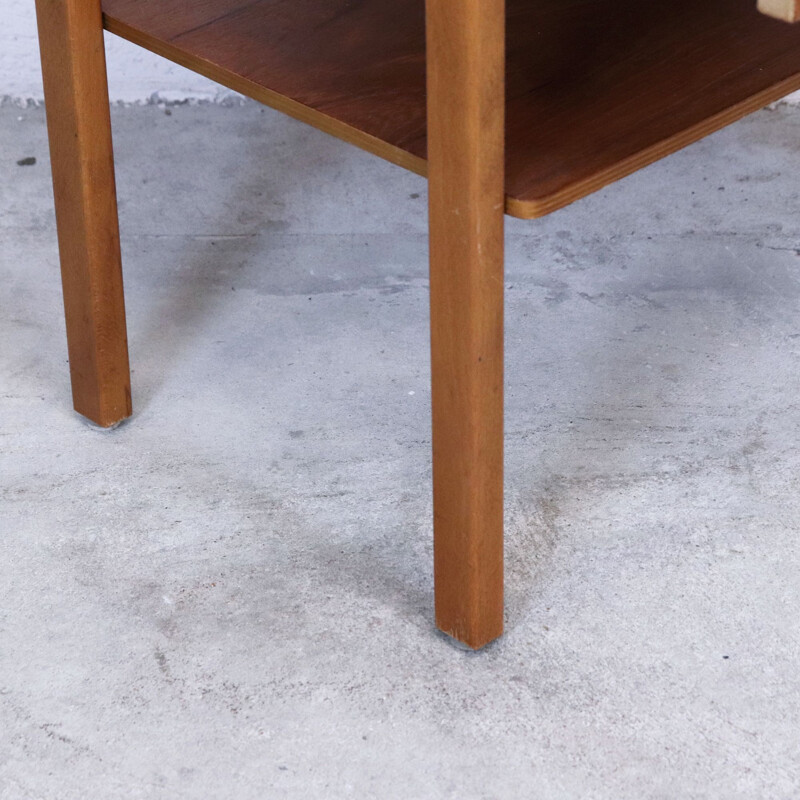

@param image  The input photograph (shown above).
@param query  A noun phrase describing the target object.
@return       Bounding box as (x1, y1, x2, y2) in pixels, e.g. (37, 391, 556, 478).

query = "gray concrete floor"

(2, 100, 800, 798)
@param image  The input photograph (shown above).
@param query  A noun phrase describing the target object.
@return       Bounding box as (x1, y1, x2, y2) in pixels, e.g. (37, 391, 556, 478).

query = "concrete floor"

(2, 100, 800, 798)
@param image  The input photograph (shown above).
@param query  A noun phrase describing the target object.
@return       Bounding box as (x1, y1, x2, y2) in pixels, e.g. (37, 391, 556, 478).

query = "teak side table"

(35, 0, 800, 649)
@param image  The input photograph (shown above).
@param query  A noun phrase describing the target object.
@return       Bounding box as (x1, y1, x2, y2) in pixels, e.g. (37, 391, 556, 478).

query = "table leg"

(35, 0, 131, 427)
(757, 0, 800, 22)
(426, 0, 506, 649)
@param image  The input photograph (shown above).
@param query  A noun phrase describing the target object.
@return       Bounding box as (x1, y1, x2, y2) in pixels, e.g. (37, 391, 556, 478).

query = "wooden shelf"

(102, 0, 800, 219)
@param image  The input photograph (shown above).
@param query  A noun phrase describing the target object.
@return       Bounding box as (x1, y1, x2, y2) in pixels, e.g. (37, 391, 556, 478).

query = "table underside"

(102, 0, 800, 218)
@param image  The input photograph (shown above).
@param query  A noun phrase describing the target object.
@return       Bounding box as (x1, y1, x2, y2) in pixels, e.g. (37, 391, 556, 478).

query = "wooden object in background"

(35, 0, 131, 427)
(758, 0, 800, 22)
(426, 0, 505, 649)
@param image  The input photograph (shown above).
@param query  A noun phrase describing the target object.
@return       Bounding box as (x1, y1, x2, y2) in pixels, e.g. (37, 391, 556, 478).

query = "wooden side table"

(34, 0, 800, 648)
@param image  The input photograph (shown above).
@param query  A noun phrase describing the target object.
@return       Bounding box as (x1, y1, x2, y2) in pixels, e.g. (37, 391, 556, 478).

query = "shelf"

(102, 0, 800, 219)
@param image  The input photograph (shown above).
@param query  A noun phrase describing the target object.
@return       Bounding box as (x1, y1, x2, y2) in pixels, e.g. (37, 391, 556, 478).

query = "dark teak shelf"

(102, 0, 800, 218)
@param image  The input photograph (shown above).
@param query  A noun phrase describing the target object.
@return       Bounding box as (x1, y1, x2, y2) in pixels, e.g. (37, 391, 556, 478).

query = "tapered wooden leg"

(426, 0, 505, 649)
(35, 0, 131, 427)
(758, 0, 800, 22)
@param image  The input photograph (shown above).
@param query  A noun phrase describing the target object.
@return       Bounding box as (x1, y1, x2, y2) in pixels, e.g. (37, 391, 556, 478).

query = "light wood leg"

(426, 0, 506, 649)
(757, 0, 800, 22)
(35, 0, 132, 427)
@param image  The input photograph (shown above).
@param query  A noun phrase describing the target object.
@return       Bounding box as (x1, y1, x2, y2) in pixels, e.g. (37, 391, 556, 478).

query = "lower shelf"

(102, 0, 800, 219)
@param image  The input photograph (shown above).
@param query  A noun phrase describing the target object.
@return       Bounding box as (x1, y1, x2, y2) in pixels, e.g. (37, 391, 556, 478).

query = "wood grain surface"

(102, 0, 800, 218)
(427, 0, 505, 649)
